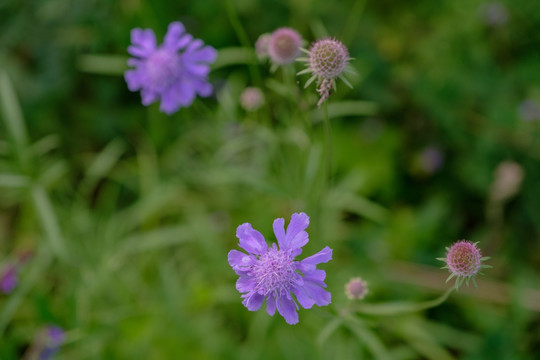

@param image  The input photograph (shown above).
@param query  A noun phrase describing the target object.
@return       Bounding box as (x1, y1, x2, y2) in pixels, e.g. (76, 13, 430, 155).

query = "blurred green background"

(1, 0, 540, 358)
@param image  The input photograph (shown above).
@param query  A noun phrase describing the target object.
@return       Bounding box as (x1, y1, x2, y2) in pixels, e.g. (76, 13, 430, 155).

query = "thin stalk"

(224, 0, 261, 86)
(322, 101, 332, 187)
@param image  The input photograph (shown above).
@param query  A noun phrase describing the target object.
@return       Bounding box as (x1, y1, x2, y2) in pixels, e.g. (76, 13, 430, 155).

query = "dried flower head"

(345, 277, 368, 300)
(228, 212, 332, 325)
(255, 33, 271, 60)
(438, 240, 491, 289)
(125, 21, 217, 115)
(240, 87, 265, 111)
(298, 38, 353, 107)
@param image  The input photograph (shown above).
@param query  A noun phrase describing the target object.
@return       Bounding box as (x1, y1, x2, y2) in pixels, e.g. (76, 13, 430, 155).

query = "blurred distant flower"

(125, 21, 217, 115)
(345, 277, 368, 300)
(268, 28, 302, 65)
(489, 161, 524, 203)
(240, 87, 265, 111)
(298, 38, 353, 107)
(518, 100, 540, 122)
(24, 325, 65, 360)
(228, 212, 332, 325)
(255, 33, 271, 60)
(438, 240, 491, 290)
(418, 147, 444, 175)
(479, 2, 509, 27)
(1, 265, 17, 294)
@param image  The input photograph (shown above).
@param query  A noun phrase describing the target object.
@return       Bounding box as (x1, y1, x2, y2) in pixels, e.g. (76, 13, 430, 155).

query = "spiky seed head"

(438, 240, 491, 290)
(308, 38, 349, 79)
(268, 27, 302, 64)
(345, 277, 368, 300)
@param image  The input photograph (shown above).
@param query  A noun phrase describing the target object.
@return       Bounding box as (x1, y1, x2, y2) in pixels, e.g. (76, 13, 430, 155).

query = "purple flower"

(228, 212, 332, 325)
(125, 21, 217, 115)
(1, 265, 18, 294)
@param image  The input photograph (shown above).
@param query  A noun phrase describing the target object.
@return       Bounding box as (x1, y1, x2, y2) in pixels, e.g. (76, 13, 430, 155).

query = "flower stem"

(322, 101, 332, 187)
(351, 287, 455, 316)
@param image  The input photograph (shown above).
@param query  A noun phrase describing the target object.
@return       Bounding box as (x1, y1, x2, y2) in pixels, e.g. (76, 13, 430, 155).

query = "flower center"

(252, 248, 296, 296)
(145, 49, 180, 88)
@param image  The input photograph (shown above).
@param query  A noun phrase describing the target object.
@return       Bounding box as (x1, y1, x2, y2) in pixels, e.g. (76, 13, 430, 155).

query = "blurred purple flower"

(418, 147, 444, 174)
(518, 100, 540, 122)
(24, 325, 66, 360)
(125, 21, 217, 115)
(479, 2, 509, 27)
(228, 212, 332, 325)
(1, 265, 18, 294)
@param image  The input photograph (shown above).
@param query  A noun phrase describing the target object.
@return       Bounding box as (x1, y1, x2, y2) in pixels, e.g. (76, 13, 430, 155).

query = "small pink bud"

(345, 277, 368, 300)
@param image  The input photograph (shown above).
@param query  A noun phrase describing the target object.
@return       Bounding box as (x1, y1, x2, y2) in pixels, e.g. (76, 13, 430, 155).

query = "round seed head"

(268, 27, 302, 64)
(308, 38, 349, 79)
(345, 277, 368, 300)
(240, 87, 265, 111)
(446, 240, 482, 277)
(255, 33, 271, 59)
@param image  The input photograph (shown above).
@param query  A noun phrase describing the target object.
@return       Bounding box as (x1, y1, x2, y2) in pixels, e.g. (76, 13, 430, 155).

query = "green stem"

(224, 0, 261, 87)
(352, 288, 455, 316)
(322, 101, 332, 187)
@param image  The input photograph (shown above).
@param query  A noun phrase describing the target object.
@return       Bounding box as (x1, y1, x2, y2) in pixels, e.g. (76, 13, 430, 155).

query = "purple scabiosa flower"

(228, 212, 332, 325)
(268, 28, 302, 66)
(255, 33, 271, 60)
(345, 277, 368, 300)
(437, 240, 491, 290)
(297, 38, 353, 107)
(240, 87, 265, 111)
(1, 264, 18, 294)
(125, 21, 217, 115)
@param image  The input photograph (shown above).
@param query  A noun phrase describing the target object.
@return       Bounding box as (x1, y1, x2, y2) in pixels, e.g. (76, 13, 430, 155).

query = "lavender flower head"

(228, 212, 332, 325)
(345, 277, 368, 300)
(240, 87, 265, 111)
(125, 21, 217, 115)
(298, 38, 353, 107)
(438, 240, 491, 290)
(268, 28, 302, 65)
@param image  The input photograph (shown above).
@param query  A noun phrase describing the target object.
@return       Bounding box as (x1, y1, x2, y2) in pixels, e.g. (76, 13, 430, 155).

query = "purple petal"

(124, 70, 143, 91)
(236, 276, 256, 293)
(184, 62, 211, 77)
(192, 46, 218, 63)
(159, 87, 183, 115)
(272, 218, 286, 247)
(163, 22, 186, 50)
(236, 223, 267, 255)
(193, 80, 213, 97)
(128, 28, 157, 57)
(227, 249, 252, 269)
(302, 281, 331, 306)
(186, 38, 204, 52)
(242, 292, 265, 311)
(303, 269, 327, 284)
(266, 294, 277, 316)
(276, 295, 299, 325)
(283, 212, 310, 250)
(140, 89, 158, 106)
(1, 267, 17, 294)
(292, 285, 315, 309)
(299, 246, 332, 272)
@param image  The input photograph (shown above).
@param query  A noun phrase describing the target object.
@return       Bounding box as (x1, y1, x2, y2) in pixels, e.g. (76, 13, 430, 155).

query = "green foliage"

(1, 0, 540, 358)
